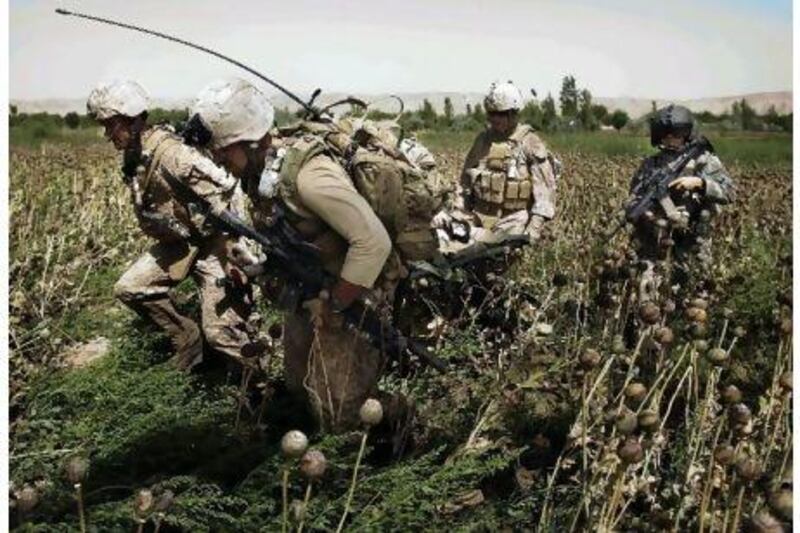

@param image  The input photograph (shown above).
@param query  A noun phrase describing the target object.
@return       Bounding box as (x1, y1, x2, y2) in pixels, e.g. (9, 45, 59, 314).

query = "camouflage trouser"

(282, 311, 384, 432)
(637, 235, 713, 304)
(114, 238, 253, 369)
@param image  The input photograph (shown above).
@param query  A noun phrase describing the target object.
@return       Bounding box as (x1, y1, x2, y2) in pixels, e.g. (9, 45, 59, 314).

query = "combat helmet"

(649, 104, 694, 147)
(484, 81, 524, 113)
(86, 80, 149, 120)
(191, 78, 275, 149)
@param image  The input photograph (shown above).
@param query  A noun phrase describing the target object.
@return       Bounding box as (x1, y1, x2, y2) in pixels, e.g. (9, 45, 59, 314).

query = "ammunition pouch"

(469, 169, 533, 216)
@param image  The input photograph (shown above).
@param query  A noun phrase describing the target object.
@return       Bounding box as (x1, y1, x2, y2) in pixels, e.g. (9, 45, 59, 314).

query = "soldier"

(86, 80, 255, 371)
(437, 81, 560, 253)
(628, 104, 735, 303)
(189, 78, 402, 432)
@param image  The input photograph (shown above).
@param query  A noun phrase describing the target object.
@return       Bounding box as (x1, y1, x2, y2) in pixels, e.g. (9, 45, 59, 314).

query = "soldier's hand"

(525, 215, 545, 241)
(668, 176, 704, 192)
(432, 211, 451, 229)
(331, 279, 366, 311)
(228, 240, 260, 268)
(303, 290, 343, 329)
(224, 264, 249, 287)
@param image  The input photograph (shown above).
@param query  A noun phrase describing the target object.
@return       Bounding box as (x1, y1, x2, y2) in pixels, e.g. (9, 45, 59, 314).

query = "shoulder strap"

(141, 128, 182, 191)
(277, 135, 330, 198)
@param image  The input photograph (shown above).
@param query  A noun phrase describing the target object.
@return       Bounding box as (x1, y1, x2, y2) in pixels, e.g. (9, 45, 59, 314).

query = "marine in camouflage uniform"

(628, 105, 735, 303)
(87, 80, 255, 371)
(437, 81, 559, 254)
(191, 79, 409, 433)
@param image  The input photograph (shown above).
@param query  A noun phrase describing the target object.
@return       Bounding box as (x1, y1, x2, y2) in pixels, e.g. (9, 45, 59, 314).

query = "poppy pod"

(654, 326, 674, 345)
(625, 382, 648, 403)
(618, 439, 644, 465)
(721, 385, 742, 405)
(706, 348, 728, 364)
(690, 298, 708, 310)
(639, 302, 661, 325)
(615, 411, 638, 435)
(65, 456, 90, 485)
(281, 430, 309, 459)
(16, 486, 39, 513)
(359, 398, 384, 427)
(714, 444, 735, 466)
(729, 403, 752, 425)
(579, 348, 601, 369)
(134, 489, 154, 520)
(299, 450, 328, 480)
(735, 457, 762, 482)
(637, 409, 660, 431)
(694, 339, 709, 352)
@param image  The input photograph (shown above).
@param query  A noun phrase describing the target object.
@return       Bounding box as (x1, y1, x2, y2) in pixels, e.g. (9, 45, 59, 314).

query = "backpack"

(276, 118, 447, 262)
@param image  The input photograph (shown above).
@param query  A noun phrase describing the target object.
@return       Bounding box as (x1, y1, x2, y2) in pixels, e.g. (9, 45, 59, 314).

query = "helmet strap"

(121, 114, 146, 179)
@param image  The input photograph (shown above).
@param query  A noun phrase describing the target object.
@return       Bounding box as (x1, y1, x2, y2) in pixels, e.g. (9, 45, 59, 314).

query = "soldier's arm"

(697, 152, 735, 204)
(163, 142, 252, 267)
(165, 142, 240, 215)
(524, 133, 557, 220)
(458, 133, 484, 210)
(296, 156, 391, 290)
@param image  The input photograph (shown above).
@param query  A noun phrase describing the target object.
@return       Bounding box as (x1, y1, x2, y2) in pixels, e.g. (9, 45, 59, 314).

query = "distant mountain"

(10, 91, 791, 119)
(594, 91, 792, 119)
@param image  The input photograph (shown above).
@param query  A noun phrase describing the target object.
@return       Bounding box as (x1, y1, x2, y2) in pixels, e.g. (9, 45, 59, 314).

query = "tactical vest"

(271, 119, 446, 263)
(467, 124, 540, 216)
(635, 151, 719, 233)
(130, 127, 197, 243)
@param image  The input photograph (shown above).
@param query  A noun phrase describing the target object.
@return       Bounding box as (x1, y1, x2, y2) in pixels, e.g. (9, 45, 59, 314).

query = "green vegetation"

(9, 113, 101, 147)
(11, 75, 791, 152)
(418, 129, 792, 165)
(399, 75, 791, 135)
(8, 118, 793, 530)
(9, 108, 189, 147)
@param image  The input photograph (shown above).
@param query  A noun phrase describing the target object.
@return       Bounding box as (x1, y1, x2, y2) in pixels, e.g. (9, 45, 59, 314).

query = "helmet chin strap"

(241, 143, 267, 185)
(121, 115, 146, 179)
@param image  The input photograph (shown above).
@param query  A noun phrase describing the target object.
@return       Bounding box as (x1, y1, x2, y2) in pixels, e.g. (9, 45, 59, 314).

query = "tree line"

(8, 76, 792, 142)
(388, 76, 792, 134)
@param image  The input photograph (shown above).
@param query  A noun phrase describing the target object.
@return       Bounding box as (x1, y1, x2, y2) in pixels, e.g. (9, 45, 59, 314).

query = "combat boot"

(172, 321, 203, 371)
(373, 391, 416, 459)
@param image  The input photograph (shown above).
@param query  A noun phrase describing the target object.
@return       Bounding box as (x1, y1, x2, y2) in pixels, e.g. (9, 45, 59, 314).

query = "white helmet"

(484, 81, 524, 112)
(192, 78, 275, 149)
(86, 80, 150, 120)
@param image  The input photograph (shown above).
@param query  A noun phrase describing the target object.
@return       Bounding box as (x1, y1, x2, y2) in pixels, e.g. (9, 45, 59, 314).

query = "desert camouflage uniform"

(248, 149, 400, 431)
(629, 147, 735, 302)
(439, 123, 559, 254)
(114, 125, 253, 369)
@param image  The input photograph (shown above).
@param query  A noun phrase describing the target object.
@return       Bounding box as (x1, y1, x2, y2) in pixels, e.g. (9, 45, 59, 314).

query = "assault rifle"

(604, 136, 713, 239)
(626, 136, 713, 222)
(408, 234, 531, 282)
(161, 173, 447, 373)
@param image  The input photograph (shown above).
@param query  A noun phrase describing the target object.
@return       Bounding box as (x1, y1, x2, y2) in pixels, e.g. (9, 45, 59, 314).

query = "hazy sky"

(10, 0, 792, 101)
